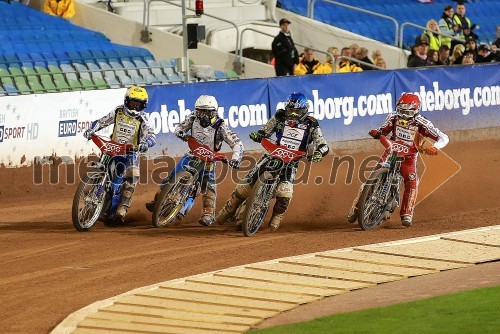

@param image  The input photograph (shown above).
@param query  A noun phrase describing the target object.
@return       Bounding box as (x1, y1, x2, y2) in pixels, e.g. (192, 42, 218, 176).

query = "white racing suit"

(149, 114, 243, 225)
(89, 106, 156, 218)
(216, 109, 329, 229)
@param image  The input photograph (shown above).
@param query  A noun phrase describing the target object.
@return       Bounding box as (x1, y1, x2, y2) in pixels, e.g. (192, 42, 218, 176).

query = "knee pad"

(276, 181, 293, 198)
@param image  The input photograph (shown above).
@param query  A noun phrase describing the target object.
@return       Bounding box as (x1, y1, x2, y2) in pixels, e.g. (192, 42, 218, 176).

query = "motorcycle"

(356, 134, 430, 230)
(152, 136, 228, 228)
(240, 138, 307, 237)
(72, 135, 135, 232)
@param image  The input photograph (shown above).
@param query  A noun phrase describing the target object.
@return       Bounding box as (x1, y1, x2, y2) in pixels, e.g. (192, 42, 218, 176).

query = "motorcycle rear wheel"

(243, 172, 277, 237)
(153, 171, 193, 228)
(358, 168, 390, 231)
(72, 172, 107, 232)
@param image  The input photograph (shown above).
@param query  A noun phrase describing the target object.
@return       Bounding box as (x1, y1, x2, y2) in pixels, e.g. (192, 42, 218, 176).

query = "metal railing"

(333, 56, 383, 73)
(307, 0, 399, 46)
(237, 28, 335, 69)
(399, 22, 466, 48)
(141, 0, 241, 82)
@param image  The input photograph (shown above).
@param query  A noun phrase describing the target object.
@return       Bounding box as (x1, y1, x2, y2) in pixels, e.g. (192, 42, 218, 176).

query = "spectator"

(294, 48, 324, 75)
(372, 49, 382, 64)
(453, 1, 478, 42)
(323, 46, 339, 74)
(43, 0, 75, 21)
(494, 24, 500, 48)
(272, 18, 299, 76)
(437, 45, 451, 65)
(449, 43, 465, 64)
(375, 57, 387, 69)
(408, 40, 429, 67)
(439, 5, 460, 49)
(476, 44, 498, 63)
(338, 47, 363, 73)
(427, 49, 439, 66)
(420, 20, 442, 51)
(349, 44, 360, 57)
(465, 39, 478, 58)
(461, 50, 475, 65)
(354, 47, 374, 70)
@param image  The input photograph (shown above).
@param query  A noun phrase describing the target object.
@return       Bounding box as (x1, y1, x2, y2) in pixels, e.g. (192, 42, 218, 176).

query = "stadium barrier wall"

(0, 64, 499, 167)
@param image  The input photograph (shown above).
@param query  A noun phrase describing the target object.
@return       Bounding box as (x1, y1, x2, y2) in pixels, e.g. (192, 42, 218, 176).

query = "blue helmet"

(285, 92, 309, 121)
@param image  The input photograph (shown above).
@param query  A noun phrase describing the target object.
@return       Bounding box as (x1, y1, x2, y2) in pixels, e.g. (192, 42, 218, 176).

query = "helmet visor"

(397, 105, 416, 119)
(127, 99, 146, 111)
(286, 108, 305, 120)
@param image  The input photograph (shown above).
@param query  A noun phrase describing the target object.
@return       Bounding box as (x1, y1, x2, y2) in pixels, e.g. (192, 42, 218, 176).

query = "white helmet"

(195, 95, 218, 127)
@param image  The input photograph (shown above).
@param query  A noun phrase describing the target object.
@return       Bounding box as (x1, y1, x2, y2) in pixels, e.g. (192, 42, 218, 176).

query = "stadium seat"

(214, 70, 228, 80)
(40, 74, 58, 93)
(13, 76, 31, 94)
(53, 74, 71, 92)
(225, 69, 239, 80)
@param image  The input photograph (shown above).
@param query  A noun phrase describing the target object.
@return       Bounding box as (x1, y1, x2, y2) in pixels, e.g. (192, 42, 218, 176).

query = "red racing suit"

(374, 113, 449, 218)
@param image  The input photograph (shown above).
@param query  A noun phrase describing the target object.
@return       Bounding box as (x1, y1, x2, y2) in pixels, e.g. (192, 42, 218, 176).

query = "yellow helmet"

(124, 86, 148, 116)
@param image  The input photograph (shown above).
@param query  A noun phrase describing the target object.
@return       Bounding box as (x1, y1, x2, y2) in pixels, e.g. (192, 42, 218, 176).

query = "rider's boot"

(215, 182, 252, 225)
(199, 183, 216, 226)
(347, 183, 364, 223)
(115, 181, 135, 223)
(145, 191, 160, 212)
(268, 196, 290, 231)
(401, 215, 413, 227)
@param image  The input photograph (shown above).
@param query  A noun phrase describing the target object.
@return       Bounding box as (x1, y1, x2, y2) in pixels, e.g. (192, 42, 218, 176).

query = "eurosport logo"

(59, 120, 77, 137)
(58, 120, 92, 137)
(0, 125, 4, 143)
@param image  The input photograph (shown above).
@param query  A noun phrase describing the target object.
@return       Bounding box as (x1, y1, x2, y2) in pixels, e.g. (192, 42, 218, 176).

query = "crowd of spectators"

(271, 18, 386, 76)
(408, 1, 500, 67)
(270, 1, 499, 77)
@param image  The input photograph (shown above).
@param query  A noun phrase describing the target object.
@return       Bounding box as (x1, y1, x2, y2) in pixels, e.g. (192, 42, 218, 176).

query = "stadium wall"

(0, 64, 499, 166)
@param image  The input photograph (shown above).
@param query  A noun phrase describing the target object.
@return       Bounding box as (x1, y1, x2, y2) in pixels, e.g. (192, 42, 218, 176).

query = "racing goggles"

(286, 107, 305, 120)
(396, 105, 416, 118)
(127, 99, 146, 111)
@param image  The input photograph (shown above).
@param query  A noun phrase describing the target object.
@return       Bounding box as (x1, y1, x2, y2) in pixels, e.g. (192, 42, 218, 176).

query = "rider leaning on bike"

(84, 86, 156, 223)
(216, 92, 330, 231)
(348, 92, 449, 227)
(146, 95, 244, 227)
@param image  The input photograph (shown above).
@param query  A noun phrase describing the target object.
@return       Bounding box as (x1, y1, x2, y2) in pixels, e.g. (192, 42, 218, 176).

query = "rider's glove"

(83, 129, 95, 140)
(176, 130, 188, 141)
(138, 142, 149, 153)
(425, 146, 438, 155)
(249, 131, 263, 143)
(311, 150, 323, 163)
(369, 129, 381, 139)
(228, 159, 240, 169)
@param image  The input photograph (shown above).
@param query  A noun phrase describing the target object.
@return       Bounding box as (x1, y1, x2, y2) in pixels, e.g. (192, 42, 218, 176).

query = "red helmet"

(396, 93, 420, 120)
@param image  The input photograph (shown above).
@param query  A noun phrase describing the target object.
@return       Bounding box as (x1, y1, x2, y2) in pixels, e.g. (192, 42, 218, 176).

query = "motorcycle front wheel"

(243, 172, 277, 237)
(153, 171, 193, 228)
(358, 168, 390, 231)
(72, 171, 108, 232)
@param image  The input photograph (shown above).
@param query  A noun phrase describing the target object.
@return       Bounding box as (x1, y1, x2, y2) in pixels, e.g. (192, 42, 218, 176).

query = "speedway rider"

(145, 95, 244, 227)
(84, 86, 156, 223)
(215, 92, 330, 231)
(347, 92, 449, 227)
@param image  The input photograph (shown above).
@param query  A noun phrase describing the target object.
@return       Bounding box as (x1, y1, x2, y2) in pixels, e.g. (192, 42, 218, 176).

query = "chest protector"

(112, 109, 142, 145)
(277, 120, 309, 151)
(393, 119, 419, 147)
(191, 118, 221, 151)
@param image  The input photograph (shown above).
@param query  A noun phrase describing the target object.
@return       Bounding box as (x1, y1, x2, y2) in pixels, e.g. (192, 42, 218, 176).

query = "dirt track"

(0, 139, 499, 333)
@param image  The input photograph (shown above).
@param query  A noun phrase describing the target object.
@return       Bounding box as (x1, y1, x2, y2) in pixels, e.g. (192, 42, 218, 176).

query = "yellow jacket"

(44, 0, 76, 19)
(324, 60, 363, 74)
(294, 58, 325, 75)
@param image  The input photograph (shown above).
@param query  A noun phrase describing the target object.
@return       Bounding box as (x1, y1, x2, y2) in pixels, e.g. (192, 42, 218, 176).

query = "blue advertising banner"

(394, 64, 500, 131)
(267, 71, 395, 142)
(145, 79, 270, 156)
